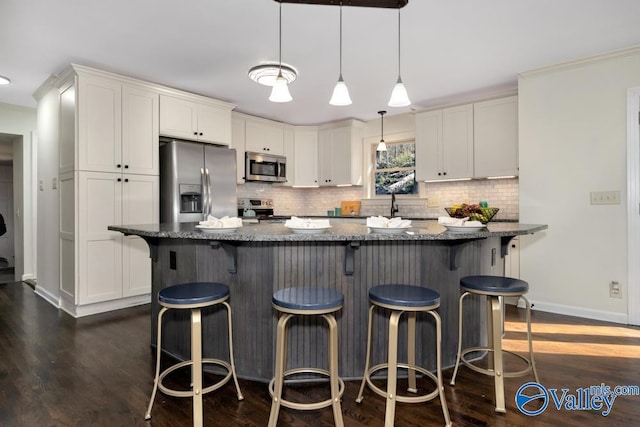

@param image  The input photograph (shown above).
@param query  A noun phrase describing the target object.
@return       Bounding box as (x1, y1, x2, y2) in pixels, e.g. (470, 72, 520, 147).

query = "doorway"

(0, 133, 17, 284)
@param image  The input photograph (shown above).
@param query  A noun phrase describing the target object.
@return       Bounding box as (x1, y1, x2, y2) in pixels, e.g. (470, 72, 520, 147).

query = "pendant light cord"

(379, 110, 386, 142)
(278, 2, 283, 73)
(339, 2, 343, 78)
(397, 7, 401, 77)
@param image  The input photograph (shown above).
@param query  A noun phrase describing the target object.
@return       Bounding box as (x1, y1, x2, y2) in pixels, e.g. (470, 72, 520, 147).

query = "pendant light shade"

(270, 1, 293, 103)
(270, 72, 293, 102)
(388, 8, 410, 107)
(376, 110, 387, 152)
(329, 4, 352, 106)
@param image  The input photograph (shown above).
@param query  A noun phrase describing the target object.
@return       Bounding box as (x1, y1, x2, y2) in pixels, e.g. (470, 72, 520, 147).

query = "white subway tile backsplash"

(238, 178, 519, 220)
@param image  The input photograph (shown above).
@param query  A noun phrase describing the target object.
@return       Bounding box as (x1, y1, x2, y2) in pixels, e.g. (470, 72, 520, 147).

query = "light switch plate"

(590, 191, 620, 205)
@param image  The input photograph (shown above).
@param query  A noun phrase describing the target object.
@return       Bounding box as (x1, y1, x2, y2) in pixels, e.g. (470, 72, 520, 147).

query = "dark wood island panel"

(110, 221, 547, 382)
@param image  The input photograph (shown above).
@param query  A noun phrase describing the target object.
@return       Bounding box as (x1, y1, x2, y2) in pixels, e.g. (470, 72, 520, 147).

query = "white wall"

(0, 102, 37, 282)
(518, 47, 640, 323)
(33, 88, 61, 305)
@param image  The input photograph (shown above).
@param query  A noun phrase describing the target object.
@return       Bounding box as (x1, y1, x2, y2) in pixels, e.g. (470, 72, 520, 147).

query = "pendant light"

(329, 2, 352, 106)
(269, 1, 293, 103)
(388, 7, 411, 107)
(376, 110, 387, 152)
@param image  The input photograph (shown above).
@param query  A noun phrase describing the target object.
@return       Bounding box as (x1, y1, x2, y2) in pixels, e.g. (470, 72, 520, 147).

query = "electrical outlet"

(609, 281, 622, 298)
(427, 197, 440, 208)
(591, 191, 620, 205)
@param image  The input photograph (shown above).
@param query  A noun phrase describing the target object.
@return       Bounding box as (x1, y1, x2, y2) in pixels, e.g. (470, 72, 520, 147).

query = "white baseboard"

(519, 299, 629, 324)
(34, 285, 61, 309)
(21, 273, 35, 281)
(60, 294, 151, 318)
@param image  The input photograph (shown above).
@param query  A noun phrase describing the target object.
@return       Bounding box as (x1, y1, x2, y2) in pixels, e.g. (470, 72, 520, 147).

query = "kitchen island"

(109, 221, 547, 382)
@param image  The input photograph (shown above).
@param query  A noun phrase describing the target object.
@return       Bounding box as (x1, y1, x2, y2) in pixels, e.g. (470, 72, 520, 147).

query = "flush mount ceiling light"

(0, 75, 10, 85)
(269, 1, 293, 102)
(275, 0, 408, 9)
(376, 110, 387, 152)
(329, 2, 352, 106)
(388, 6, 411, 107)
(248, 62, 297, 87)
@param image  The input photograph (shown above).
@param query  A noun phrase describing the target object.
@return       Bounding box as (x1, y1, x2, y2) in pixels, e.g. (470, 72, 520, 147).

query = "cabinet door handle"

(437, 172, 441, 176)
(194, 131, 198, 136)
(443, 172, 447, 176)
(117, 178, 122, 182)
(124, 178, 129, 183)
(116, 164, 121, 168)
(124, 165, 129, 169)
(199, 132, 203, 136)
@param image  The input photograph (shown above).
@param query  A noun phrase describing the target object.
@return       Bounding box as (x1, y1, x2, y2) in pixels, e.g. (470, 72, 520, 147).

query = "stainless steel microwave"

(245, 151, 287, 183)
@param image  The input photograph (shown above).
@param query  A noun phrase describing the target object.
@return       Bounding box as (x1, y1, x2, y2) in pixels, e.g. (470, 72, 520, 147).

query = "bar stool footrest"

(158, 358, 234, 397)
(268, 367, 345, 411)
(365, 362, 440, 404)
(460, 346, 534, 378)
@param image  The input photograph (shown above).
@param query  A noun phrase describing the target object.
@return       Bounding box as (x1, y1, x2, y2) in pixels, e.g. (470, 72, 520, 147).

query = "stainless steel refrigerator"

(160, 138, 237, 223)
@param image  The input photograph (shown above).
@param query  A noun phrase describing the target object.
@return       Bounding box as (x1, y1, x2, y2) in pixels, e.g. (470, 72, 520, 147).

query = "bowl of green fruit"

(445, 204, 499, 224)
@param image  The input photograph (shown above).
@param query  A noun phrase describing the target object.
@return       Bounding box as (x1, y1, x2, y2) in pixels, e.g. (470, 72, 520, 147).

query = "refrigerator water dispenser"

(179, 184, 202, 213)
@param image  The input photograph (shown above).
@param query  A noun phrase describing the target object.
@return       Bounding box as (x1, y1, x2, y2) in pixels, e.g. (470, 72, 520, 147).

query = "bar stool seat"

(356, 284, 451, 427)
(450, 275, 539, 413)
(145, 282, 243, 427)
(269, 287, 345, 427)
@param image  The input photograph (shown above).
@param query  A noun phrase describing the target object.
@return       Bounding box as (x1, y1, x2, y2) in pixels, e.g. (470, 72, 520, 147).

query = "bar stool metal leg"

(268, 313, 292, 427)
(430, 310, 452, 426)
(522, 296, 540, 383)
(407, 311, 417, 393)
(191, 308, 204, 427)
(223, 301, 244, 400)
(384, 311, 402, 427)
(145, 307, 168, 420)
(324, 314, 344, 427)
(490, 297, 506, 413)
(449, 292, 470, 386)
(356, 304, 375, 403)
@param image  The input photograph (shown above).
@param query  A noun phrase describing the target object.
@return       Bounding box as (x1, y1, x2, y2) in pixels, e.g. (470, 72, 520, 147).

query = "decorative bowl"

(445, 205, 499, 224)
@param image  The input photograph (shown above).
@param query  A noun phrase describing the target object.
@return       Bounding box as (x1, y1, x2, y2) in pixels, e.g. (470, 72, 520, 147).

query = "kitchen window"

(374, 141, 417, 195)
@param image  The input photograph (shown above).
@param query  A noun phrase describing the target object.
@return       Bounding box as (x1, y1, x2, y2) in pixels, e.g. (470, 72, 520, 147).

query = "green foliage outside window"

(375, 142, 417, 195)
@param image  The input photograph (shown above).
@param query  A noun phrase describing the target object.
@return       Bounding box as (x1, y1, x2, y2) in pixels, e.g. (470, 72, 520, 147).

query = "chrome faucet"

(390, 192, 399, 217)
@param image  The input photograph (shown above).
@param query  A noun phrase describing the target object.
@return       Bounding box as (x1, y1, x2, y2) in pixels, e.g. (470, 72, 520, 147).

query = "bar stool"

(356, 284, 451, 427)
(145, 282, 243, 426)
(268, 287, 345, 427)
(450, 275, 539, 413)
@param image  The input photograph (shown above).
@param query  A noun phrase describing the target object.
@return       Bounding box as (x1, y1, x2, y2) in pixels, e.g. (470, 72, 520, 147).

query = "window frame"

(371, 139, 418, 197)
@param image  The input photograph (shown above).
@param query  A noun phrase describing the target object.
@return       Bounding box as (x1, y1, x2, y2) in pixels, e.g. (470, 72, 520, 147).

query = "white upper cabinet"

(160, 94, 232, 145)
(318, 121, 364, 186)
(244, 119, 285, 155)
(230, 115, 246, 184)
(473, 96, 518, 178)
(293, 127, 319, 187)
(64, 71, 160, 175)
(416, 104, 474, 181)
(77, 75, 122, 173)
(122, 85, 159, 175)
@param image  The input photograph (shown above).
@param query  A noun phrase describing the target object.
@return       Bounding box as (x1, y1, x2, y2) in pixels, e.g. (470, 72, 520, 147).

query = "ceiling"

(1, 0, 640, 125)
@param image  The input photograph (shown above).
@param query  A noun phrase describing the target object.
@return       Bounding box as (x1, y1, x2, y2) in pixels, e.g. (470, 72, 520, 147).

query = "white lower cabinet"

(60, 171, 158, 315)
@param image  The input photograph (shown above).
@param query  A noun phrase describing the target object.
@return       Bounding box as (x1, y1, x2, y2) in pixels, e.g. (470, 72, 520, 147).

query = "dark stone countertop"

(109, 220, 547, 242)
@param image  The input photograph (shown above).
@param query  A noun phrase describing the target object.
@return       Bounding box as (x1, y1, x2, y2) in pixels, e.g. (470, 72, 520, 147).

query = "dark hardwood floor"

(1, 281, 639, 426)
